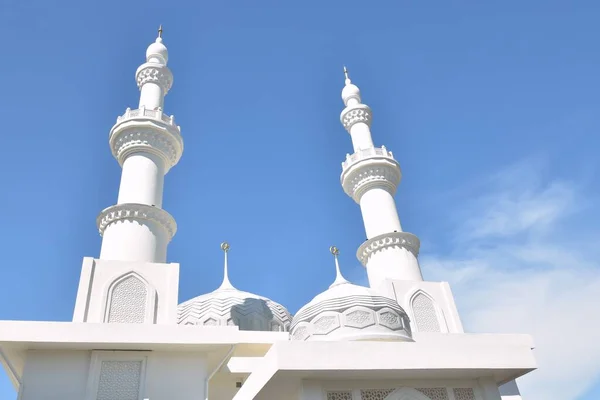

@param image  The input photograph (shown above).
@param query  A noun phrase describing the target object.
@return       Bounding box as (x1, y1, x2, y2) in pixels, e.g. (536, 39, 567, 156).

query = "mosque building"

(0, 28, 536, 400)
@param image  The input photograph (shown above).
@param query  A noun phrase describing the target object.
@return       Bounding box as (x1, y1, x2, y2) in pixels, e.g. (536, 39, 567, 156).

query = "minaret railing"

(341, 146, 395, 170)
(116, 106, 178, 128)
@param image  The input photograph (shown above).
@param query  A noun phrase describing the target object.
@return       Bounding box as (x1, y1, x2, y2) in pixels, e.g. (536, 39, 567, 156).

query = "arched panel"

(384, 387, 435, 400)
(411, 291, 441, 333)
(105, 273, 150, 324)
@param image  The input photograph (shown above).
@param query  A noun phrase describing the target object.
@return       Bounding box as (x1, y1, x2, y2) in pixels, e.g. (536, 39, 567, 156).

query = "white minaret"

(340, 68, 423, 289)
(97, 26, 183, 263)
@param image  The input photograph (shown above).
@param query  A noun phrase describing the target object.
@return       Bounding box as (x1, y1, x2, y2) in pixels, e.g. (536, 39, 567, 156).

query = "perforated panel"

(361, 389, 395, 400)
(453, 388, 475, 400)
(96, 361, 142, 400)
(412, 293, 441, 332)
(327, 391, 353, 400)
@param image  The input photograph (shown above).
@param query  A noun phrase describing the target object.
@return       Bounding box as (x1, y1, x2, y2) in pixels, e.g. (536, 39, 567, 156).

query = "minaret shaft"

(340, 70, 423, 288)
(97, 32, 182, 264)
(349, 122, 374, 151)
(139, 82, 165, 110)
(359, 188, 402, 237)
(116, 153, 165, 207)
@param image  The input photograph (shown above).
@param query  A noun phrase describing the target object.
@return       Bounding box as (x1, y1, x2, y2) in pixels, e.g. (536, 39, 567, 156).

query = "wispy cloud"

(421, 158, 600, 400)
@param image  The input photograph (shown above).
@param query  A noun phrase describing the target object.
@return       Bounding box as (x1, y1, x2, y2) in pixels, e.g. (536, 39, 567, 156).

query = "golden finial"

(330, 246, 340, 256)
(221, 241, 230, 253)
(158, 25, 163, 38)
(343, 66, 350, 81)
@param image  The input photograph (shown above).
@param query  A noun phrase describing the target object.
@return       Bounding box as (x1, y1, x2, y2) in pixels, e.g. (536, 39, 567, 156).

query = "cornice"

(356, 231, 420, 266)
(97, 203, 177, 239)
(135, 63, 173, 94)
(341, 157, 402, 203)
(109, 110, 183, 171)
(340, 104, 372, 132)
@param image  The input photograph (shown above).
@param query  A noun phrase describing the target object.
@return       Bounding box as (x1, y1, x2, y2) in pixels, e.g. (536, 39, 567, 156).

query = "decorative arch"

(408, 290, 444, 333)
(384, 387, 434, 400)
(103, 271, 157, 324)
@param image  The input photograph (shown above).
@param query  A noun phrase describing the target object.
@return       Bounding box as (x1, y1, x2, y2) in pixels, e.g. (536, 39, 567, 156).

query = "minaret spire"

(158, 24, 163, 38)
(329, 246, 349, 288)
(339, 70, 423, 289)
(218, 242, 235, 290)
(98, 30, 183, 263)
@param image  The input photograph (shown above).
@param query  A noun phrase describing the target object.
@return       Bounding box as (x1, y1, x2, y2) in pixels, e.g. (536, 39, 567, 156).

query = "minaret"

(339, 68, 423, 289)
(96, 27, 183, 263)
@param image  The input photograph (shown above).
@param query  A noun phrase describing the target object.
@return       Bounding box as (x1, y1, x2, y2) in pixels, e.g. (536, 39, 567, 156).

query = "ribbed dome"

(177, 243, 292, 332)
(290, 247, 412, 342)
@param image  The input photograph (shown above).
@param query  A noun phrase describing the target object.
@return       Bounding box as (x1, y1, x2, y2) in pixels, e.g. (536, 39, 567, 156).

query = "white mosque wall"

(375, 280, 464, 334)
(72, 258, 179, 325)
(19, 350, 207, 400)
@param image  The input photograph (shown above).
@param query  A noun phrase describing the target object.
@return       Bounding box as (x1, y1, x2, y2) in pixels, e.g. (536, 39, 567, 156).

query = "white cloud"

(421, 159, 600, 400)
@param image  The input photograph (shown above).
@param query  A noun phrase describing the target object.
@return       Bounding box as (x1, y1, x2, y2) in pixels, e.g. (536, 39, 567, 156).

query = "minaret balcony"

(341, 146, 395, 171)
(340, 146, 402, 203)
(109, 107, 184, 172)
(115, 107, 181, 134)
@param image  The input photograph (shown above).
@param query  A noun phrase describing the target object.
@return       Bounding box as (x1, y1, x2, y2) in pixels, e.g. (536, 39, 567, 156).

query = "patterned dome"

(177, 243, 292, 332)
(290, 247, 412, 342)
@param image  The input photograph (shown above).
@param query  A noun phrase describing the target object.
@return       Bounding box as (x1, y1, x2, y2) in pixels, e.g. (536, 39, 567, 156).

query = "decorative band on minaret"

(97, 27, 183, 263)
(339, 68, 423, 288)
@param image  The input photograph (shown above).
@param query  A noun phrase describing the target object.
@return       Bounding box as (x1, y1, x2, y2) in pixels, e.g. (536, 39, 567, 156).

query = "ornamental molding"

(97, 203, 177, 239)
(357, 231, 421, 266)
(340, 104, 372, 132)
(341, 158, 402, 203)
(135, 64, 173, 93)
(109, 119, 183, 171)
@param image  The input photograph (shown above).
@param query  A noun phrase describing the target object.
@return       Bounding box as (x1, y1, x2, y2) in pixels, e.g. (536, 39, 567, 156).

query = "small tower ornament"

(329, 245, 349, 288)
(221, 241, 230, 252)
(158, 24, 163, 38)
(218, 241, 234, 290)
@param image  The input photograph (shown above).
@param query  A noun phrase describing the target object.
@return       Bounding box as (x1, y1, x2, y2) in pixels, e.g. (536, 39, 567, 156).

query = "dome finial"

(218, 241, 235, 290)
(158, 24, 163, 39)
(329, 246, 349, 288)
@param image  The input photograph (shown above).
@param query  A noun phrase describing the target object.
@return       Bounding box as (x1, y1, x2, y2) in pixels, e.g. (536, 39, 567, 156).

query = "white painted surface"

(117, 153, 165, 207)
(349, 122, 374, 151)
(99, 218, 170, 262)
(365, 246, 423, 287)
(377, 280, 465, 334)
(359, 188, 402, 237)
(19, 350, 207, 400)
(72, 258, 179, 324)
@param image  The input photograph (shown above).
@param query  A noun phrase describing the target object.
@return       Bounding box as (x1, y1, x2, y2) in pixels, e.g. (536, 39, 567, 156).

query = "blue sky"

(1, 1, 599, 399)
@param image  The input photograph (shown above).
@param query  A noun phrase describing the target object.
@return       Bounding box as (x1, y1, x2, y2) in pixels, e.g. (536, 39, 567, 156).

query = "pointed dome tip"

(218, 241, 235, 290)
(329, 246, 349, 288)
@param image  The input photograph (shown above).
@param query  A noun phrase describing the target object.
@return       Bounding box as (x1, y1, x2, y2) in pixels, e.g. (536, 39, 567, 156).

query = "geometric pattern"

(107, 275, 147, 324)
(327, 392, 353, 400)
(177, 288, 292, 332)
(453, 388, 475, 400)
(96, 361, 142, 400)
(290, 292, 411, 341)
(412, 292, 441, 333)
(361, 389, 395, 400)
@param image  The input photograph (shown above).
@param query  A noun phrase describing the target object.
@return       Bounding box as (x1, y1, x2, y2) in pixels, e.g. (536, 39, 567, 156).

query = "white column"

(359, 188, 402, 238)
(139, 81, 164, 110)
(349, 122, 374, 151)
(478, 377, 503, 400)
(117, 152, 165, 207)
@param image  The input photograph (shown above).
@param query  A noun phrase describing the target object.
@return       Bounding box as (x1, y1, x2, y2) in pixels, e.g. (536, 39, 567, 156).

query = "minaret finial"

(218, 241, 235, 290)
(343, 66, 351, 85)
(329, 246, 349, 288)
(158, 25, 163, 38)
